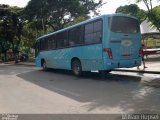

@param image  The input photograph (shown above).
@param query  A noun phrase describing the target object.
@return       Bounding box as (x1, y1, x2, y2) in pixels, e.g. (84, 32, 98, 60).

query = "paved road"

(0, 64, 160, 114)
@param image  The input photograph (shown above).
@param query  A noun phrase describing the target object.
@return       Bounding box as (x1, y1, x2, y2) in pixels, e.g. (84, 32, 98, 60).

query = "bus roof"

(36, 13, 138, 40)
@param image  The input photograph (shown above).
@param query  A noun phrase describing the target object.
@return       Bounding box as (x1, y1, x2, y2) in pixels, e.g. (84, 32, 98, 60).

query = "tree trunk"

(14, 53, 19, 63)
(4, 50, 7, 62)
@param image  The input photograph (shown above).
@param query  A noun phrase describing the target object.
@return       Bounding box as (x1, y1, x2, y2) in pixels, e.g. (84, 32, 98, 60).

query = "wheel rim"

(74, 64, 80, 74)
(73, 61, 81, 75)
(43, 61, 46, 70)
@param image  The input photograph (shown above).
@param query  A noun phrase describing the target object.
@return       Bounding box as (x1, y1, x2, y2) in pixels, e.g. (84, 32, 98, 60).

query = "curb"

(2, 62, 160, 74)
(3, 62, 35, 67)
(14, 63, 160, 74)
(113, 69, 160, 74)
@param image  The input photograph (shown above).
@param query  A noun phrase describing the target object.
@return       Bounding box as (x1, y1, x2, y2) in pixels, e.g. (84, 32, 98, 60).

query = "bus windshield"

(109, 16, 139, 33)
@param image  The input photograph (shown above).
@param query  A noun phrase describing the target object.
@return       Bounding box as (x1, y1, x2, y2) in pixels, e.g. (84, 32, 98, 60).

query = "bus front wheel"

(72, 59, 82, 76)
(42, 60, 48, 71)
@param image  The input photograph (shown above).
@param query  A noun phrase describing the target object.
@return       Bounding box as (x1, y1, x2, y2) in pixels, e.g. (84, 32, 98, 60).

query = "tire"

(72, 59, 82, 76)
(42, 60, 48, 71)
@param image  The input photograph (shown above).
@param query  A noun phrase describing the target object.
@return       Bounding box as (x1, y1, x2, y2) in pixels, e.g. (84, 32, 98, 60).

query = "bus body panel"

(37, 44, 103, 71)
(39, 47, 82, 70)
(35, 53, 43, 67)
(106, 32, 141, 60)
(81, 44, 103, 71)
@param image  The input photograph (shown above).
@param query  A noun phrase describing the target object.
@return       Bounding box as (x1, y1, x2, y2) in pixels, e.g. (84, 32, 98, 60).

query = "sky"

(0, 0, 159, 15)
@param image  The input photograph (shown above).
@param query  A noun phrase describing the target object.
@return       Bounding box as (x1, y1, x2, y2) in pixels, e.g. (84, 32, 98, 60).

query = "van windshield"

(109, 16, 140, 33)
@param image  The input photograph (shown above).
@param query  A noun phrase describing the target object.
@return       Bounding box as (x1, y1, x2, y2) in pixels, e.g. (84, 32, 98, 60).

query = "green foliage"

(130, 0, 160, 31)
(65, 15, 90, 27)
(116, 4, 147, 23)
(0, 0, 104, 61)
(0, 4, 24, 61)
(149, 5, 160, 31)
(24, 0, 103, 31)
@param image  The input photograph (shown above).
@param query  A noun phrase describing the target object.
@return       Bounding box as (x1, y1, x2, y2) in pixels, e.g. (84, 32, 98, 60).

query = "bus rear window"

(109, 16, 139, 33)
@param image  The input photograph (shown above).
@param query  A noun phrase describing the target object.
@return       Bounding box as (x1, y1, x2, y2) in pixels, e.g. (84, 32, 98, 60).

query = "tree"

(131, 0, 160, 30)
(150, 5, 160, 31)
(0, 4, 24, 62)
(116, 4, 146, 23)
(0, 4, 13, 61)
(21, 18, 43, 51)
(134, 0, 153, 13)
(24, 0, 103, 31)
(65, 15, 90, 27)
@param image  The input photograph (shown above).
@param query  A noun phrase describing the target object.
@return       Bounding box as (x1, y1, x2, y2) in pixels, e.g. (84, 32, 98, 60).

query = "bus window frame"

(84, 19, 103, 45)
(37, 18, 103, 52)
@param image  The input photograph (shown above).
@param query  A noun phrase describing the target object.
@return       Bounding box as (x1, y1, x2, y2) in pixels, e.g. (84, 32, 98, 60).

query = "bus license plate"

(124, 55, 131, 59)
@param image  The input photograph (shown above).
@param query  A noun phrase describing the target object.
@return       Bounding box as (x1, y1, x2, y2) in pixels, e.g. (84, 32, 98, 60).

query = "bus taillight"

(103, 48, 113, 59)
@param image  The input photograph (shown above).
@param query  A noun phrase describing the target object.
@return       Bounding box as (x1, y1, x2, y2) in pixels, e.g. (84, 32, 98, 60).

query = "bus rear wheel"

(42, 60, 48, 71)
(72, 60, 82, 76)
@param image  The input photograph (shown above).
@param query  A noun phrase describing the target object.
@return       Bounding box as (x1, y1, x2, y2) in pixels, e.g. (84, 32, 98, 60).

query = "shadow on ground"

(16, 68, 160, 114)
(0, 64, 36, 75)
(145, 55, 160, 62)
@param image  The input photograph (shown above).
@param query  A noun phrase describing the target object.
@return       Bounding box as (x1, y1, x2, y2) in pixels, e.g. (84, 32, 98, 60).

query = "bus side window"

(69, 29, 76, 46)
(39, 39, 41, 51)
(75, 26, 83, 45)
(40, 38, 48, 51)
(57, 31, 68, 48)
(40, 39, 44, 50)
(48, 37, 52, 50)
(44, 38, 48, 50)
(47, 36, 56, 50)
(93, 32, 101, 42)
(84, 22, 93, 44)
(51, 36, 56, 49)
(93, 20, 102, 42)
(69, 26, 83, 46)
(38, 41, 40, 51)
(84, 20, 102, 44)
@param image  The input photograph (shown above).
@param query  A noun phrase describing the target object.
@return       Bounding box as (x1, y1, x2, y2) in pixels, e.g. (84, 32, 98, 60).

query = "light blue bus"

(35, 14, 141, 76)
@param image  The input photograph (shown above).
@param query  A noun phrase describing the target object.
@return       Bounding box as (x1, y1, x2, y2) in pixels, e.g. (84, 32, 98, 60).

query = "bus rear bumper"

(104, 58, 141, 70)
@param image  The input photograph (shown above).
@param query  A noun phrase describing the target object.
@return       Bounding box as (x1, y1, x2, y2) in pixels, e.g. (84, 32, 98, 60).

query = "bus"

(35, 14, 142, 76)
